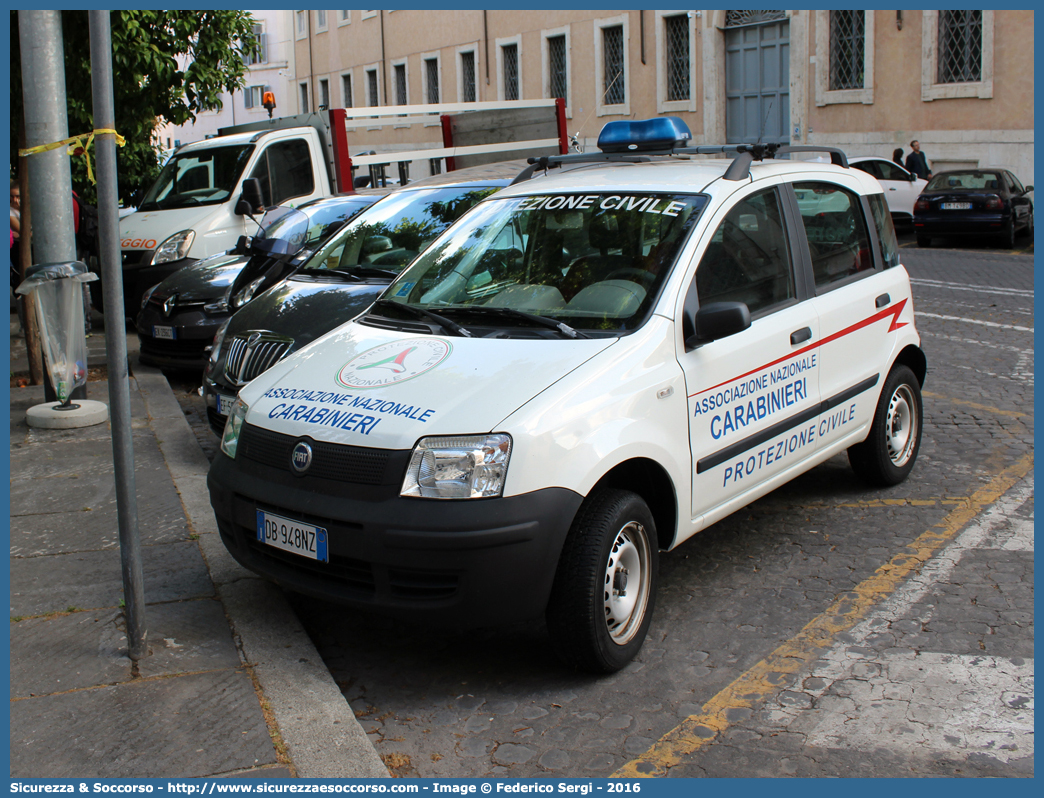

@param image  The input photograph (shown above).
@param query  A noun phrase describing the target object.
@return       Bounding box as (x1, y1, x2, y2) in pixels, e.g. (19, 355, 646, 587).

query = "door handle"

(875, 293, 891, 308)
(790, 327, 812, 345)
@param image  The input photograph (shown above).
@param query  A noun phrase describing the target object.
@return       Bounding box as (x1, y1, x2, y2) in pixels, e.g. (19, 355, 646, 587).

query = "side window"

(1007, 172, 1025, 194)
(793, 182, 874, 289)
(695, 188, 795, 316)
(867, 194, 900, 269)
(266, 140, 315, 205)
(248, 158, 272, 207)
(852, 160, 883, 180)
(877, 161, 910, 182)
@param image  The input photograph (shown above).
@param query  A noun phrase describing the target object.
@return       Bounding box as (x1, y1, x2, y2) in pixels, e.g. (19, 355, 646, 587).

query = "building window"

(244, 85, 267, 109)
(664, 15, 689, 101)
(367, 69, 379, 107)
(316, 11, 327, 31)
(394, 62, 408, 106)
(319, 79, 330, 110)
(460, 50, 476, 102)
(829, 11, 864, 90)
(295, 11, 306, 39)
(342, 74, 353, 108)
(815, 10, 874, 106)
(338, 11, 351, 26)
(361, 10, 377, 21)
(547, 35, 567, 100)
(502, 43, 519, 101)
(299, 82, 309, 113)
(921, 10, 993, 100)
(244, 23, 267, 66)
(938, 10, 982, 83)
(602, 26, 625, 106)
(424, 58, 440, 104)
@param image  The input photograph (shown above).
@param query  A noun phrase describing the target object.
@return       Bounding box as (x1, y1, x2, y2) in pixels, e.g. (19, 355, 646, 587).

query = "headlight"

(150, 229, 195, 265)
(220, 398, 249, 459)
(140, 283, 161, 310)
(232, 276, 266, 308)
(208, 319, 231, 364)
(401, 434, 512, 499)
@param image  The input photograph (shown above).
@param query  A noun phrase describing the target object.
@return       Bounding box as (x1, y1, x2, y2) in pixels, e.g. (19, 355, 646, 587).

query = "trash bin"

(16, 261, 98, 406)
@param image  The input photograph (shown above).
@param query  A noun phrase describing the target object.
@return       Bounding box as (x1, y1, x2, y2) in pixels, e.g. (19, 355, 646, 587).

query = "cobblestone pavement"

(171, 243, 1033, 778)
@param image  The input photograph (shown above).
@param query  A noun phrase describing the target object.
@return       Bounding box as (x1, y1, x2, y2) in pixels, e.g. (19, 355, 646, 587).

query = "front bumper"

(207, 445, 583, 626)
(137, 305, 229, 371)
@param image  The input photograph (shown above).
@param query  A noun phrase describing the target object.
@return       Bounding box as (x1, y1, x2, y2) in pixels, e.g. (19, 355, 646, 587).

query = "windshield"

(139, 145, 254, 211)
(299, 186, 499, 274)
(926, 172, 1000, 191)
(377, 192, 707, 334)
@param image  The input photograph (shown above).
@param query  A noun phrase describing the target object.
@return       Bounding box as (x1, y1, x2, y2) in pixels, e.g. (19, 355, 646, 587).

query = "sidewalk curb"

(134, 361, 389, 779)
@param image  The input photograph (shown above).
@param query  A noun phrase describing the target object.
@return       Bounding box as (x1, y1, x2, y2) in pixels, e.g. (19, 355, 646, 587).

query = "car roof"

(393, 159, 530, 191)
(175, 133, 258, 151)
(492, 156, 882, 200)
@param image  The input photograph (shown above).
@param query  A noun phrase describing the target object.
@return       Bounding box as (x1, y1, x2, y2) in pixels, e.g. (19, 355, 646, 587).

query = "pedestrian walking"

(892, 148, 904, 167)
(905, 140, 932, 179)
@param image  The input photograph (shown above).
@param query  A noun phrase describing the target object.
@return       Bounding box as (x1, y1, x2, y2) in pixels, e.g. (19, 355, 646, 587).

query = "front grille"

(224, 332, 293, 385)
(239, 423, 392, 485)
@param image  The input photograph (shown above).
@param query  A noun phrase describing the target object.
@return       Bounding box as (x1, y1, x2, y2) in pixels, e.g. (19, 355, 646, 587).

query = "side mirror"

(1024, 185, 1034, 193)
(908, 171, 917, 182)
(237, 178, 265, 215)
(686, 301, 751, 347)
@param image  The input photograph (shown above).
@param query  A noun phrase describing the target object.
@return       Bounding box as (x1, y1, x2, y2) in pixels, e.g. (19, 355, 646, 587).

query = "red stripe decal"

(688, 298, 908, 399)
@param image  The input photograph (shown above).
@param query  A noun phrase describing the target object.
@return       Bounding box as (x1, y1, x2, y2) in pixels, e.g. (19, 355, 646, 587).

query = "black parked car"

(201, 162, 536, 435)
(913, 168, 1034, 248)
(136, 194, 380, 371)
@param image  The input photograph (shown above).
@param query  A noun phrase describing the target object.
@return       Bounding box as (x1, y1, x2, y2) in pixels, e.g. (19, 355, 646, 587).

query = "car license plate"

(217, 393, 236, 416)
(152, 325, 176, 340)
(256, 510, 328, 562)
(941, 202, 972, 210)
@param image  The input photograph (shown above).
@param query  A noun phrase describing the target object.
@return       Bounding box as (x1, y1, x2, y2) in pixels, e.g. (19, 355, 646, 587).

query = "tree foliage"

(10, 10, 259, 204)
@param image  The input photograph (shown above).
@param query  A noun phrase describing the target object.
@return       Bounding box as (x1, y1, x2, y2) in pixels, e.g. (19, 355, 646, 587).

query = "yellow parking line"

(923, 391, 1028, 419)
(614, 452, 1033, 777)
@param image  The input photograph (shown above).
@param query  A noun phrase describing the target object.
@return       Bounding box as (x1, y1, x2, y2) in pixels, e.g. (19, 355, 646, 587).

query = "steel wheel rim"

(886, 384, 917, 467)
(603, 521, 651, 646)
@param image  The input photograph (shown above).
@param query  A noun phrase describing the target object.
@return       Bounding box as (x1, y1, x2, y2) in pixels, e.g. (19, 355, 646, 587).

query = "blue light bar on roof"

(597, 116, 692, 153)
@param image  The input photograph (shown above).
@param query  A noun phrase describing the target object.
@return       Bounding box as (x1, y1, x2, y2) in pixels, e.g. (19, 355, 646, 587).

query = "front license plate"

(153, 325, 176, 340)
(941, 202, 972, 210)
(217, 393, 236, 416)
(256, 510, 328, 562)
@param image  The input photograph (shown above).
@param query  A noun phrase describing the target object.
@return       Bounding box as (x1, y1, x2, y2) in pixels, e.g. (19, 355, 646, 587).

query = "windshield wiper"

(372, 299, 473, 338)
(443, 306, 590, 339)
(296, 266, 363, 281)
(334, 265, 400, 278)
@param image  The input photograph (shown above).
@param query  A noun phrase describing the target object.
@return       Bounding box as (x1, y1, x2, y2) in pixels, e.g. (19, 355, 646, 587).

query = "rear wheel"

(546, 488, 658, 673)
(1000, 219, 1016, 249)
(916, 234, 932, 248)
(848, 365, 923, 486)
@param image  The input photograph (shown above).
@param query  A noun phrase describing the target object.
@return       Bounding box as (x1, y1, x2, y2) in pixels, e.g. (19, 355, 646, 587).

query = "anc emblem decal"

(336, 338, 451, 389)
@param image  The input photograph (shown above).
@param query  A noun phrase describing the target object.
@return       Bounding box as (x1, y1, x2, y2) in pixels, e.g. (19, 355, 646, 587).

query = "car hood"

(152, 253, 249, 302)
(120, 206, 225, 246)
(239, 322, 617, 450)
(224, 276, 393, 352)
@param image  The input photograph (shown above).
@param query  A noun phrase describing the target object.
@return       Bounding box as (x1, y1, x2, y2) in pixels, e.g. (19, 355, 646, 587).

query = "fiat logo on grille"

(290, 441, 313, 474)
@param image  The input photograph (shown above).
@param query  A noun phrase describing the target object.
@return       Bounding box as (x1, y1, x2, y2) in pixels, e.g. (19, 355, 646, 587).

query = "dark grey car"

(201, 162, 533, 435)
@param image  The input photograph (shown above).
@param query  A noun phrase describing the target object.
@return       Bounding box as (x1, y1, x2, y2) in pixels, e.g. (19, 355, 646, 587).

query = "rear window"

(926, 172, 1001, 191)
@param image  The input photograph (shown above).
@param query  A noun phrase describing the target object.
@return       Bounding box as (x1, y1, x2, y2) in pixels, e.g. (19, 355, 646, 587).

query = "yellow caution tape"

(18, 128, 126, 184)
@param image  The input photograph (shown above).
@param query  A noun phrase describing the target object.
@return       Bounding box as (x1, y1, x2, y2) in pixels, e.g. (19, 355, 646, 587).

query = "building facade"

(288, 9, 1032, 184)
(154, 10, 298, 149)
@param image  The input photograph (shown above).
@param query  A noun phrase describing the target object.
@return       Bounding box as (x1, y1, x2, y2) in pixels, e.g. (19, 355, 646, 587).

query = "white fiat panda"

(208, 118, 926, 673)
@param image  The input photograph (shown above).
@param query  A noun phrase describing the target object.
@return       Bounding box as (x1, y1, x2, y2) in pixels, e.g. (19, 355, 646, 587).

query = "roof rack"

(512, 117, 849, 183)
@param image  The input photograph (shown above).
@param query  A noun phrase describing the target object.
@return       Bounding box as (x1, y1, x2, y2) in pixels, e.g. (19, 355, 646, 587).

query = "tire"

(916, 234, 932, 248)
(546, 488, 658, 673)
(1019, 207, 1033, 239)
(848, 365, 923, 487)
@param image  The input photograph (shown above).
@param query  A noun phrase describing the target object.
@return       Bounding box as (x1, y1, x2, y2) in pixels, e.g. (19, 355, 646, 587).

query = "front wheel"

(546, 488, 658, 673)
(848, 365, 923, 486)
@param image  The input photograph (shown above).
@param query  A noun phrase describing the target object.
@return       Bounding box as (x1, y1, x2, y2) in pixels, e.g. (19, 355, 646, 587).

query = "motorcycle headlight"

(220, 398, 249, 459)
(140, 283, 161, 310)
(232, 276, 266, 308)
(150, 229, 195, 265)
(401, 434, 512, 499)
